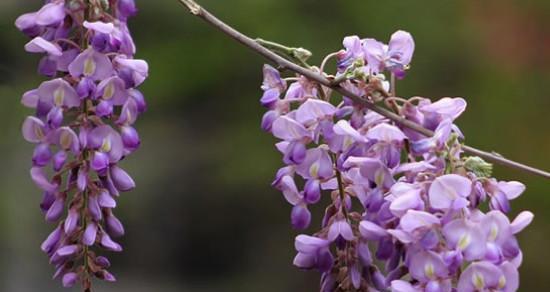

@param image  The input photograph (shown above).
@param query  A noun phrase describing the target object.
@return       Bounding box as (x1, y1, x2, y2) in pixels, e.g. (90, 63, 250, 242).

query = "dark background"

(0, 0, 549, 291)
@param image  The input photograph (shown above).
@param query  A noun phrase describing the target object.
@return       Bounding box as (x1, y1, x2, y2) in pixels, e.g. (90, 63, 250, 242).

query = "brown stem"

(176, 0, 550, 180)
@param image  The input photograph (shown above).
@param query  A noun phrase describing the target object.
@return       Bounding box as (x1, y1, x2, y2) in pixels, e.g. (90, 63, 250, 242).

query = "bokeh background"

(0, 0, 549, 291)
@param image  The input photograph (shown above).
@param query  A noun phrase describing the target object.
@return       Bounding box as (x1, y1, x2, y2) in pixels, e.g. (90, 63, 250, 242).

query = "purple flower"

(418, 97, 467, 130)
(328, 218, 354, 241)
(364, 30, 415, 77)
(337, 36, 365, 72)
(88, 125, 124, 163)
(408, 251, 449, 287)
(114, 56, 149, 87)
(457, 261, 518, 292)
(69, 48, 113, 80)
(428, 174, 472, 211)
(35, 2, 66, 27)
(37, 78, 80, 108)
(443, 219, 486, 261)
(293, 235, 333, 272)
(260, 64, 286, 108)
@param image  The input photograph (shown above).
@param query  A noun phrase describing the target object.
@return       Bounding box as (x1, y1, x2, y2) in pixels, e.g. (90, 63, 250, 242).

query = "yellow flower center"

(473, 272, 485, 289)
(101, 137, 112, 152)
(84, 57, 96, 76)
(424, 263, 435, 279)
(54, 87, 65, 107)
(103, 82, 115, 100)
(458, 234, 471, 250)
(309, 162, 319, 178)
(60, 131, 73, 150)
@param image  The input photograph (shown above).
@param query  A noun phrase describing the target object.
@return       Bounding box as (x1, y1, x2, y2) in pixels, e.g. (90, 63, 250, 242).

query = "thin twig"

(176, 0, 550, 180)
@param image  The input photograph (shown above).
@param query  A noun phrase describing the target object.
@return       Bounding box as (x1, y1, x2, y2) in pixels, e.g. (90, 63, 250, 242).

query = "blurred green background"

(0, 0, 549, 291)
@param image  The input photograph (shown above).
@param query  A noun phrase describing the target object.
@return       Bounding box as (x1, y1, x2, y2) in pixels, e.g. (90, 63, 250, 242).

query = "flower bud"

(291, 205, 311, 230)
(62, 273, 79, 288)
(32, 143, 52, 167)
(110, 165, 135, 192)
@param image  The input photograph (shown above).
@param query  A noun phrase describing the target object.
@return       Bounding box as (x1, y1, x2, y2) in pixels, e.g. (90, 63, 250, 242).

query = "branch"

(176, 0, 550, 180)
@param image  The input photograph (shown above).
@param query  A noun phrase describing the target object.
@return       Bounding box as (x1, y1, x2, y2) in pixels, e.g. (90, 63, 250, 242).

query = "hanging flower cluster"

(16, 0, 147, 290)
(260, 31, 533, 291)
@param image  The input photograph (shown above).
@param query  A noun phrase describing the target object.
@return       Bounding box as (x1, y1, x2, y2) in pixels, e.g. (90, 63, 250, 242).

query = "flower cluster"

(16, 0, 147, 290)
(260, 31, 533, 291)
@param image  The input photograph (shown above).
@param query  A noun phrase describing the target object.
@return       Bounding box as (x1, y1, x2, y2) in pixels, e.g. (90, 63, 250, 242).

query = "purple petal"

(22, 116, 46, 143)
(363, 38, 385, 74)
(50, 127, 80, 154)
(99, 190, 117, 209)
(83, 21, 115, 34)
(101, 233, 123, 252)
(117, 99, 139, 125)
(303, 179, 321, 204)
(428, 174, 472, 210)
(409, 250, 447, 282)
(387, 30, 415, 68)
(32, 143, 52, 167)
(106, 214, 125, 237)
(272, 116, 311, 141)
(497, 181, 525, 200)
(69, 48, 113, 80)
(442, 219, 486, 261)
(91, 151, 110, 171)
(291, 205, 311, 230)
(15, 12, 38, 35)
(77, 167, 88, 191)
(391, 280, 419, 292)
(333, 120, 367, 143)
(457, 261, 502, 291)
(21, 89, 39, 108)
(359, 220, 388, 240)
(344, 157, 394, 189)
(295, 235, 330, 254)
(95, 256, 111, 268)
(293, 252, 316, 269)
(25, 37, 62, 56)
(96, 76, 128, 105)
(88, 125, 124, 163)
(64, 209, 79, 235)
(35, 2, 66, 26)
(110, 165, 135, 192)
(261, 64, 286, 92)
(366, 123, 406, 143)
(510, 211, 534, 234)
(261, 110, 279, 132)
(260, 88, 280, 108)
(41, 226, 62, 253)
(295, 99, 336, 126)
(55, 49, 79, 72)
(399, 210, 439, 233)
(500, 261, 519, 292)
(88, 195, 102, 221)
(328, 219, 354, 241)
(114, 56, 148, 86)
(62, 272, 79, 288)
(55, 244, 79, 258)
(83, 222, 98, 246)
(31, 167, 58, 192)
(276, 175, 301, 205)
(118, 0, 138, 19)
(37, 78, 80, 108)
(120, 125, 141, 150)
